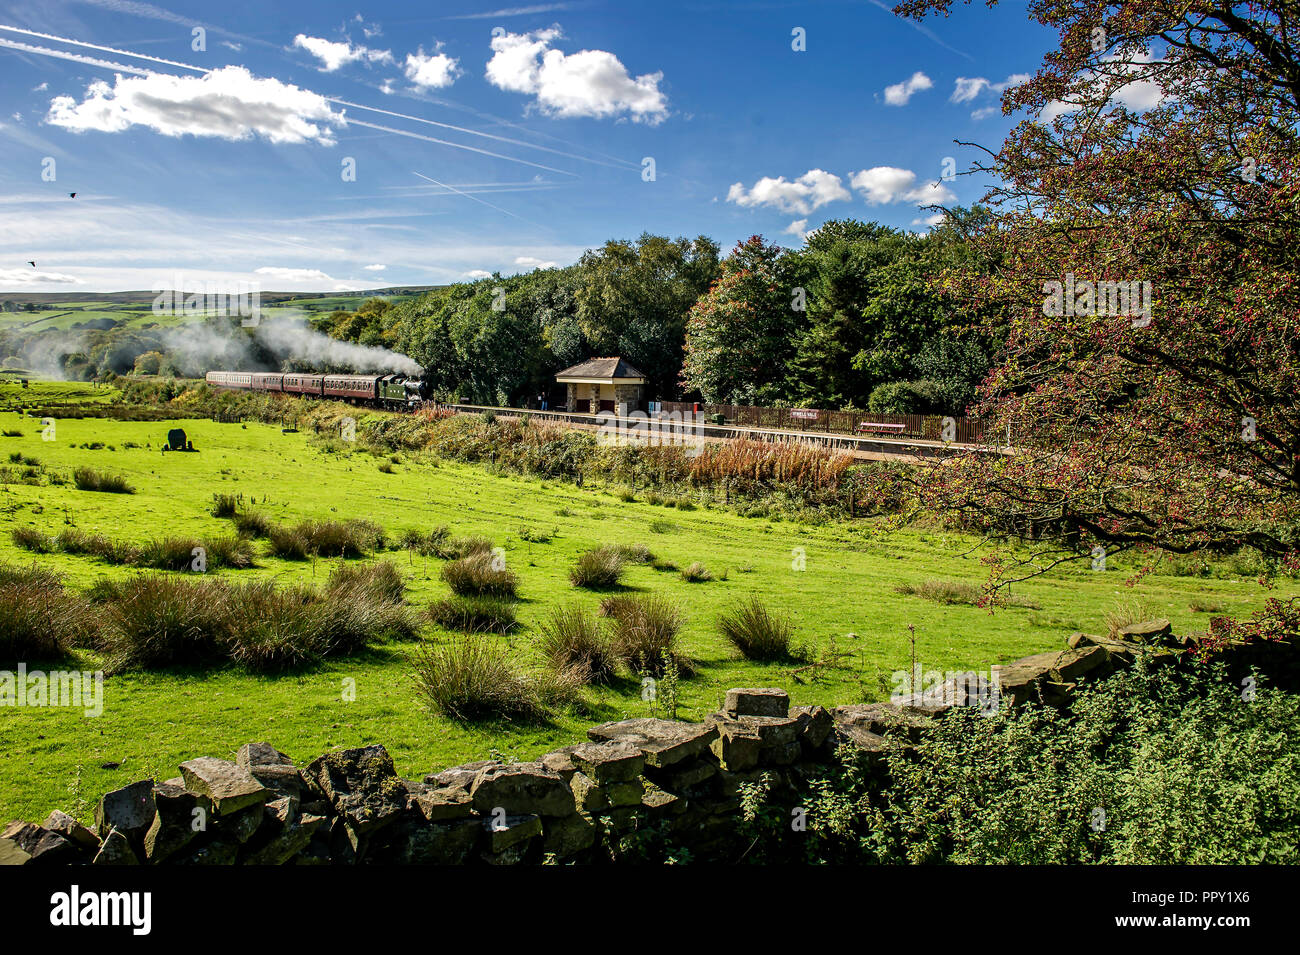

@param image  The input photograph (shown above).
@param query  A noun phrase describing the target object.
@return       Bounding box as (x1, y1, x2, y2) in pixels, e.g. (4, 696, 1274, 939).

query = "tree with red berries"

(893, 2, 1300, 601)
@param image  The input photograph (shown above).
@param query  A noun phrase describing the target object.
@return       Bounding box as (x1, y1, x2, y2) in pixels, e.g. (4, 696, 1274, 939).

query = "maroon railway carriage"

(251, 372, 283, 392)
(282, 373, 325, 396)
(323, 374, 381, 402)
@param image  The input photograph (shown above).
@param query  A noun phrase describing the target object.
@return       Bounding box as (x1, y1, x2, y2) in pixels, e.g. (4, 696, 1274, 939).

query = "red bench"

(857, 421, 907, 434)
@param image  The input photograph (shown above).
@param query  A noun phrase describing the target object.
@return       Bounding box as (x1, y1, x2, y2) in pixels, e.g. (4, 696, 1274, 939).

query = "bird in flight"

(27, 261, 35, 267)
(69, 193, 76, 198)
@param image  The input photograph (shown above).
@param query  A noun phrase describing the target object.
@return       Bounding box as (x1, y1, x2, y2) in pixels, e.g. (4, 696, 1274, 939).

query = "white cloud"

(45, 66, 345, 145)
(292, 34, 392, 71)
(1041, 54, 1166, 122)
(951, 77, 989, 103)
(362, 264, 386, 272)
(848, 166, 917, 204)
(465, 269, 492, 279)
(970, 105, 999, 121)
(32, 82, 48, 92)
(784, 219, 810, 241)
(254, 266, 333, 282)
(486, 27, 668, 123)
(849, 166, 956, 206)
(0, 267, 80, 285)
(514, 255, 557, 269)
(726, 169, 849, 215)
(911, 212, 947, 229)
(884, 71, 932, 106)
(404, 48, 460, 89)
(221, 41, 242, 52)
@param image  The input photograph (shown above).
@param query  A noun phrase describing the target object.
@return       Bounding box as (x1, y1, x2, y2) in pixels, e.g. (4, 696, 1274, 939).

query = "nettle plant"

(895, 1, 1300, 638)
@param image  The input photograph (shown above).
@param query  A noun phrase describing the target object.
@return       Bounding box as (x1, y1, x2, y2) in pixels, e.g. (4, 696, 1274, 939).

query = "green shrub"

(538, 603, 617, 684)
(866, 379, 943, 415)
(570, 545, 625, 589)
(441, 551, 518, 598)
(412, 637, 544, 722)
(428, 594, 518, 633)
(718, 596, 795, 660)
(72, 466, 134, 493)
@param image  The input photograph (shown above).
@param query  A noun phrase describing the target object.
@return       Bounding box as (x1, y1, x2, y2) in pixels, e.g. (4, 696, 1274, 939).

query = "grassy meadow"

(0, 389, 1290, 823)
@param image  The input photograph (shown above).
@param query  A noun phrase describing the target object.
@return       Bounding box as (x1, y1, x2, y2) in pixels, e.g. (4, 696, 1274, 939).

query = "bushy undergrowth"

(736, 659, 1300, 864)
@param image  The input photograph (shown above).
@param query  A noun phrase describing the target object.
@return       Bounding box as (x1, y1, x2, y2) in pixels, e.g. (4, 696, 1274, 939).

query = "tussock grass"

(210, 492, 240, 518)
(893, 578, 1040, 609)
(679, 561, 713, 583)
(231, 509, 274, 538)
(538, 603, 618, 684)
(570, 545, 625, 589)
(97, 571, 418, 674)
(428, 594, 518, 633)
(0, 563, 95, 662)
(1105, 598, 1156, 637)
(718, 595, 795, 661)
(441, 551, 518, 598)
(10, 526, 54, 553)
(412, 637, 545, 722)
(72, 466, 134, 494)
(267, 518, 383, 560)
(605, 593, 689, 676)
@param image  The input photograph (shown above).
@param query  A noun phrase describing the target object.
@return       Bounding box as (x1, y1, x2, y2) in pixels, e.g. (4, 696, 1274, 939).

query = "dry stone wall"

(3, 619, 1293, 866)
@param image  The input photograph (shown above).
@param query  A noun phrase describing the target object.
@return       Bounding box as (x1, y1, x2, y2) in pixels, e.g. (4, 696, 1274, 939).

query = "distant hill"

(0, 287, 441, 307)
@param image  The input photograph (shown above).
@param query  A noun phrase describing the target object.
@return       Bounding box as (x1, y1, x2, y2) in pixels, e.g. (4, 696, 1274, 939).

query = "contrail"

(0, 24, 204, 72)
(411, 170, 549, 230)
(348, 118, 576, 176)
(329, 97, 635, 170)
(0, 37, 153, 75)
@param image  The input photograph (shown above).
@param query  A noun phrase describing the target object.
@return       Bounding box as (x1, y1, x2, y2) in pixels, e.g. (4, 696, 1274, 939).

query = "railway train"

(205, 370, 430, 409)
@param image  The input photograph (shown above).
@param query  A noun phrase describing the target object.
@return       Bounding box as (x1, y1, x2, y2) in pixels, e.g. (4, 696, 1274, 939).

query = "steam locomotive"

(205, 371, 430, 410)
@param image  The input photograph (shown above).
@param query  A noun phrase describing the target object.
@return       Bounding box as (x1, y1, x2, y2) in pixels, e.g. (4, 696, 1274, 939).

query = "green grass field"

(0, 397, 1289, 823)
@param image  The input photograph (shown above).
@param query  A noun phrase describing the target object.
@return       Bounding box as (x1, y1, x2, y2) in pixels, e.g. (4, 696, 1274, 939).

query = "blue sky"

(0, 0, 1057, 292)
